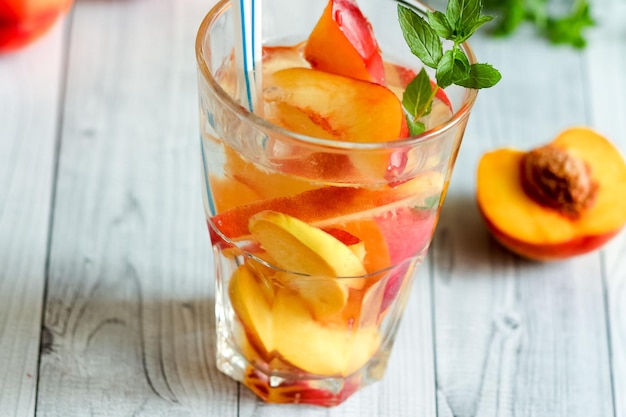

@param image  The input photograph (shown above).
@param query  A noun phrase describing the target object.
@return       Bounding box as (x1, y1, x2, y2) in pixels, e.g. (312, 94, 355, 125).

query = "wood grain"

(37, 0, 238, 415)
(586, 2, 626, 416)
(0, 20, 67, 417)
(430, 18, 620, 417)
(1, 0, 624, 415)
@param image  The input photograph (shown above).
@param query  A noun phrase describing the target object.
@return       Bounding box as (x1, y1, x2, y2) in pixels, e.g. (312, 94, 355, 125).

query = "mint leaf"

(436, 49, 470, 88)
(428, 11, 453, 39)
(456, 63, 502, 88)
(398, 0, 501, 136)
(446, 0, 481, 34)
(403, 68, 434, 117)
(398, 6, 442, 69)
(407, 118, 426, 136)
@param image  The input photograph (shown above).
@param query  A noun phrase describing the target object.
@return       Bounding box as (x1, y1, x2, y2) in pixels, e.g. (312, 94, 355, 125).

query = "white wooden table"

(1, 0, 625, 415)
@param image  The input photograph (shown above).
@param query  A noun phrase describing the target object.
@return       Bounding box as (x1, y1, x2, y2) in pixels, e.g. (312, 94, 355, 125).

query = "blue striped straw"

(233, 0, 262, 113)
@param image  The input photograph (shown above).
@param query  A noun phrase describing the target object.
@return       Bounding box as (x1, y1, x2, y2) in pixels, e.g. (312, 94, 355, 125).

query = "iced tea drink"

(196, 0, 478, 406)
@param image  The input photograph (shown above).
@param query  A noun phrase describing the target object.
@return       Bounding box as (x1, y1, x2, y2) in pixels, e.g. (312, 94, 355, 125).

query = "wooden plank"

(36, 0, 239, 415)
(430, 22, 615, 416)
(586, 1, 626, 415)
(0, 20, 67, 417)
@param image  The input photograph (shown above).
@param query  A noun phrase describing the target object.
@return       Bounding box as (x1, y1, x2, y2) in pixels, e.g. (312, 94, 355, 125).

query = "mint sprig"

(398, 0, 502, 136)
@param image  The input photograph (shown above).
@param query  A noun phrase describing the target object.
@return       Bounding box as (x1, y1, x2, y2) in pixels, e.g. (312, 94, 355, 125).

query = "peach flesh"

(477, 127, 626, 260)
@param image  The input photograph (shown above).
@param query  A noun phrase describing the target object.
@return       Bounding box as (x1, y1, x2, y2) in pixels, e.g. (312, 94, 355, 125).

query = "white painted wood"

(430, 15, 618, 416)
(0, 19, 67, 417)
(36, 0, 439, 414)
(36, 0, 238, 415)
(2, 0, 625, 415)
(586, 2, 626, 416)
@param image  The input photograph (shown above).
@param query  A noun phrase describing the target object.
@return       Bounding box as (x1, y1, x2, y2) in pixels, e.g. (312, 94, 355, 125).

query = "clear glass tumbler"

(196, 0, 477, 407)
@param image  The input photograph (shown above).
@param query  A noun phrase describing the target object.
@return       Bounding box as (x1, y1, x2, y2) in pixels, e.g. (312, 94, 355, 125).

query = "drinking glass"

(196, 0, 477, 406)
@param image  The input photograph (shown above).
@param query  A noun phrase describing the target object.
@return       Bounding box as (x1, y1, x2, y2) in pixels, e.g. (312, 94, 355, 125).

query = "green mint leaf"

(428, 11, 453, 39)
(436, 48, 470, 88)
(445, 0, 494, 43)
(446, 0, 480, 37)
(456, 63, 502, 88)
(403, 68, 434, 118)
(458, 15, 493, 42)
(406, 118, 426, 136)
(398, 6, 443, 69)
(398, 0, 501, 135)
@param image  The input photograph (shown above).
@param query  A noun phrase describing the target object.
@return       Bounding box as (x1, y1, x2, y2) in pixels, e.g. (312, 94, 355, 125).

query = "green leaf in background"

(484, 0, 594, 49)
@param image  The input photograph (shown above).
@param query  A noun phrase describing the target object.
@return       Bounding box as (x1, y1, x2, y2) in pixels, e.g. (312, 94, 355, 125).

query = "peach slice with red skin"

(477, 127, 626, 261)
(304, 0, 385, 85)
(266, 67, 408, 142)
(211, 171, 442, 241)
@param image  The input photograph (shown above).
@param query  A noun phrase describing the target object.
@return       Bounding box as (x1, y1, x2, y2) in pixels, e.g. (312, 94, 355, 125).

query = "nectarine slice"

(272, 288, 380, 376)
(477, 127, 626, 260)
(209, 175, 261, 212)
(304, 0, 385, 84)
(228, 265, 274, 356)
(223, 146, 318, 200)
(211, 171, 443, 241)
(265, 67, 405, 143)
(249, 210, 367, 278)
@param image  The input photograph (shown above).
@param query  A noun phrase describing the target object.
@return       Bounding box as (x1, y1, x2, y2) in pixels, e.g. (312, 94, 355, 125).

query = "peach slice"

(279, 274, 350, 320)
(228, 265, 274, 356)
(265, 67, 406, 143)
(211, 171, 442, 241)
(304, 0, 385, 84)
(209, 175, 261, 212)
(224, 146, 318, 200)
(249, 210, 367, 278)
(272, 288, 380, 376)
(477, 127, 626, 260)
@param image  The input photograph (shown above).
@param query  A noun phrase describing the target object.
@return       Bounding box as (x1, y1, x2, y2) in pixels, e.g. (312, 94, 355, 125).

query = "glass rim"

(195, 0, 479, 151)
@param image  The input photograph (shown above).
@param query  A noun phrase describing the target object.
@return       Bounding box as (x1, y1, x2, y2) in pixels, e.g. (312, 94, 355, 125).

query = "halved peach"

(477, 127, 626, 260)
(304, 0, 385, 84)
(0, 0, 72, 51)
